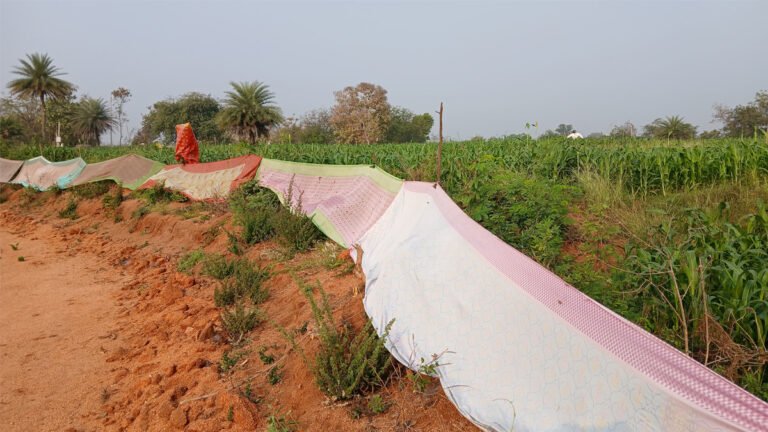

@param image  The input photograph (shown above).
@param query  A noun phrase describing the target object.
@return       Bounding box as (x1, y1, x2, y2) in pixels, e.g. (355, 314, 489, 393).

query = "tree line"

(0, 54, 433, 147)
(0, 53, 765, 146)
(540, 93, 767, 141)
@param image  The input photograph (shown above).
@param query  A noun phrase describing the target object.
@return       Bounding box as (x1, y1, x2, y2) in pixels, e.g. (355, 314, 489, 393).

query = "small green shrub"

(212, 258, 270, 306)
(202, 254, 238, 280)
(102, 184, 123, 211)
(367, 394, 389, 415)
(72, 181, 111, 199)
(177, 249, 206, 273)
(229, 181, 280, 245)
(134, 181, 187, 205)
(295, 280, 393, 400)
(17, 256, 25, 262)
(131, 204, 149, 220)
(224, 229, 242, 255)
(258, 346, 276, 365)
(220, 302, 263, 343)
(58, 197, 78, 220)
(266, 410, 298, 432)
(241, 380, 261, 404)
(219, 348, 249, 374)
(267, 365, 283, 385)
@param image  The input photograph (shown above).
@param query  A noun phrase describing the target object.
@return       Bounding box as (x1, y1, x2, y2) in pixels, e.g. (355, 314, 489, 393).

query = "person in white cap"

(567, 130, 583, 139)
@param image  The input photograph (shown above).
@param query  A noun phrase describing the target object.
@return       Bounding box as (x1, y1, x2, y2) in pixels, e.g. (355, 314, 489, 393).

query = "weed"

(258, 346, 276, 365)
(219, 349, 248, 374)
(225, 229, 242, 255)
(367, 394, 389, 414)
(212, 259, 270, 306)
(202, 254, 237, 280)
(267, 365, 283, 385)
(202, 221, 223, 246)
(17, 256, 25, 262)
(266, 410, 298, 432)
(72, 181, 111, 199)
(241, 380, 261, 404)
(102, 184, 123, 212)
(134, 181, 187, 205)
(58, 197, 78, 220)
(409, 356, 441, 393)
(226, 405, 234, 422)
(273, 180, 323, 254)
(10, 243, 19, 251)
(131, 204, 149, 220)
(177, 249, 206, 274)
(229, 181, 280, 245)
(293, 280, 393, 400)
(220, 302, 263, 343)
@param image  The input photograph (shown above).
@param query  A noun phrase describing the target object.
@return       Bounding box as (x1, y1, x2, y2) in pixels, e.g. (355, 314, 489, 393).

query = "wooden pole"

(435, 102, 443, 188)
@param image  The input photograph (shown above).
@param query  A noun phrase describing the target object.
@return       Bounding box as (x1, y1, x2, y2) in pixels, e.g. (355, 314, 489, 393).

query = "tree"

(385, 107, 434, 143)
(71, 97, 116, 146)
(713, 91, 768, 137)
(0, 116, 24, 142)
(610, 121, 637, 138)
(698, 129, 722, 139)
(136, 93, 223, 145)
(216, 81, 283, 144)
(6, 53, 74, 141)
(0, 94, 43, 143)
(643, 116, 697, 140)
(331, 82, 390, 144)
(111, 87, 131, 145)
(539, 129, 560, 139)
(555, 124, 574, 137)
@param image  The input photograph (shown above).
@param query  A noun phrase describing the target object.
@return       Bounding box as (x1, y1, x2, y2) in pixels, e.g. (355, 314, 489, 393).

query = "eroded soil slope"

(0, 186, 474, 432)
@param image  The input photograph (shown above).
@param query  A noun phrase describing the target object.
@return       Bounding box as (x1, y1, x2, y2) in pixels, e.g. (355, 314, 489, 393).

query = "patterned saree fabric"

(11, 156, 86, 190)
(142, 155, 261, 200)
(256, 158, 403, 247)
(70, 154, 164, 190)
(0, 157, 23, 183)
(358, 182, 768, 432)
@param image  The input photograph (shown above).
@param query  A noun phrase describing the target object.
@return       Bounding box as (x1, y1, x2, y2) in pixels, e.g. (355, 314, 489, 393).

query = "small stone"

(170, 407, 188, 428)
(166, 364, 177, 377)
(197, 321, 214, 341)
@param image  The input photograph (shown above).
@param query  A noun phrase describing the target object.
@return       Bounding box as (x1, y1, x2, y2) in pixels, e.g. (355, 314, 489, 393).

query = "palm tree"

(6, 53, 74, 140)
(643, 116, 697, 140)
(216, 81, 283, 144)
(71, 98, 116, 145)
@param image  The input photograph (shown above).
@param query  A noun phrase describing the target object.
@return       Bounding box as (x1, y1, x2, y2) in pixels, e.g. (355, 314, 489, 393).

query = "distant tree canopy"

(714, 91, 768, 138)
(643, 116, 697, 140)
(216, 81, 283, 145)
(6, 53, 74, 140)
(555, 124, 574, 136)
(71, 97, 116, 146)
(331, 82, 391, 144)
(385, 107, 434, 143)
(136, 92, 223, 145)
(610, 121, 637, 138)
(273, 109, 335, 144)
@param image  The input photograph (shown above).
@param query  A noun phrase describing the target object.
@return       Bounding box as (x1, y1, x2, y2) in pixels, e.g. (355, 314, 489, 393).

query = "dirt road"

(0, 226, 127, 431)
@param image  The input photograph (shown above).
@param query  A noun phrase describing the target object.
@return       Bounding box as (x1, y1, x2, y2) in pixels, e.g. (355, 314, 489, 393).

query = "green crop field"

(2, 136, 767, 399)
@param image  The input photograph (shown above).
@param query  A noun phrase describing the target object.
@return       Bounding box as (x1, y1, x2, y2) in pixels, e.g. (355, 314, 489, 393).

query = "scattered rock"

(197, 321, 214, 341)
(170, 406, 189, 428)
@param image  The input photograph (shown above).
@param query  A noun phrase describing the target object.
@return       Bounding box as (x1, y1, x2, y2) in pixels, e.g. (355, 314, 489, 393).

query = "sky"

(1, 0, 766, 141)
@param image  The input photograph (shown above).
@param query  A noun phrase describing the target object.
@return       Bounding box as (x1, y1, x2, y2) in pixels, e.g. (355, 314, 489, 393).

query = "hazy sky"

(1, 0, 766, 141)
